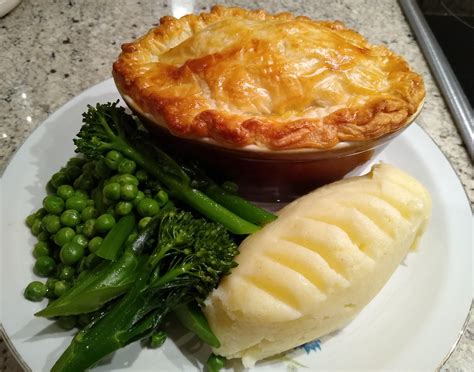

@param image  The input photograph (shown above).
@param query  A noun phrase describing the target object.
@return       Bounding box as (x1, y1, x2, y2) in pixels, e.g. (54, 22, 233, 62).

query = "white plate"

(0, 79, 471, 371)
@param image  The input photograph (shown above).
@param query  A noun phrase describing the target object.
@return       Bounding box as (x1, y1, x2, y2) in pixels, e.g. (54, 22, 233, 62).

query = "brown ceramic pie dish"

(112, 6, 425, 202)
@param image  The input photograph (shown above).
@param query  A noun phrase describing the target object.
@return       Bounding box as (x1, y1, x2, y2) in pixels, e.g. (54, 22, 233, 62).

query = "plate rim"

(410, 124, 472, 371)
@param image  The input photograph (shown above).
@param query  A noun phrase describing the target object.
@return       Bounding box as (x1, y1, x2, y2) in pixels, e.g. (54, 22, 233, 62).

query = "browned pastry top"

(113, 5, 425, 150)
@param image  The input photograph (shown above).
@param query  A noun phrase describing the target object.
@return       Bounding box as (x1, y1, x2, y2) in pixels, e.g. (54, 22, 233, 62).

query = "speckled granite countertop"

(0, 0, 472, 371)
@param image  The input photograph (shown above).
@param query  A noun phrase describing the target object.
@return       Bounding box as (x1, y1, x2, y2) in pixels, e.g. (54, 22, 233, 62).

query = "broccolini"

(74, 102, 274, 234)
(52, 211, 238, 371)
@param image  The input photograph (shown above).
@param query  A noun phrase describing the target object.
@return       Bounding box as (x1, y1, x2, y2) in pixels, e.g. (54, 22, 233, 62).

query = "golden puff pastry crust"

(113, 6, 425, 150)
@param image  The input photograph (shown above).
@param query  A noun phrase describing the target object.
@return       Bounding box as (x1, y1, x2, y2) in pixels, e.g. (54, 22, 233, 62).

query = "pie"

(113, 6, 425, 150)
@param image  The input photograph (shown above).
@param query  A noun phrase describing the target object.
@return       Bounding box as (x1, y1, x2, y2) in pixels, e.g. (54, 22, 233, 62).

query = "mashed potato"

(203, 163, 432, 367)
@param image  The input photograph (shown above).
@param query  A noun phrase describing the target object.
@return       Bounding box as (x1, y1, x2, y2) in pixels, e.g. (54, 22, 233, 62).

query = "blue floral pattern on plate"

(298, 339, 322, 354)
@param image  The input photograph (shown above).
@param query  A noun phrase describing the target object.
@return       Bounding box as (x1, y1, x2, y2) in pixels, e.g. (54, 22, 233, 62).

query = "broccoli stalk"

(174, 302, 220, 348)
(52, 261, 172, 372)
(74, 102, 274, 234)
(181, 163, 277, 225)
(51, 211, 239, 371)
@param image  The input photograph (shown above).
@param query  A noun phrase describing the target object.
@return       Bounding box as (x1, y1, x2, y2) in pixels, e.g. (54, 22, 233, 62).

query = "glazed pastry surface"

(113, 6, 425, 149)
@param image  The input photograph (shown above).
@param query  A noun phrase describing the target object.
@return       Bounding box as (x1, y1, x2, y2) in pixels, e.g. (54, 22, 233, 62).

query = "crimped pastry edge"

(120, 93, 424, 154)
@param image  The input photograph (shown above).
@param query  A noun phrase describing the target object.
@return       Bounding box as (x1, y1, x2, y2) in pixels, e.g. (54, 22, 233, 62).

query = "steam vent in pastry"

(113, 6, 425, 150)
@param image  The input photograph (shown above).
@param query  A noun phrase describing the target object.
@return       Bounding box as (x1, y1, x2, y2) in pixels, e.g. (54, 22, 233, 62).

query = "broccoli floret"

(149, 211, 238, 301)
(74, 102, 134, 158)
(73, 101, 269, 234)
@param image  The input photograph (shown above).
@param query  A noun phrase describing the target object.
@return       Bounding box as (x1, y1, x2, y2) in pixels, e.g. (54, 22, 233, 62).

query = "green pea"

(50, 171, 68, 189)
(105, 150, 123, 170)
(67, 157, 86, 168)
(206, 354, 226, 372)
(41, 214, 61, 234)
(34, 256, 56, 277)
(37, 231, 50, 241)
(58, 265, 75, 281)
(64, 165, 82, 181)
(54, 227, 76, 247)
(75, 224, 84, 234)
(56, 185, 75, 200)
(137, 198, 160, 217)
(55, 262, 66, 273)
(60, 209, 81, 227)
(115, 201, 133, 216)
(154, 190, 169, 206)
(138, 217, 152, 231)
(65, 196, 88, 212)
(57, 316, 77, 330)
(46, 277, 58, 291)
(54, 280, 70, 297)
(103, 182, 121, 201)
(81, 206, 98, 221)
(132, 191, 145, 207)
(125, 231, 138, 246)
(82, 161, 96, 174)
(135, 170, 148, 183)
(105, 206, 117, 218)
(74, 174, 95, 191)
(117, 174, 139, 186)
(117, 159, 136, 174)
(26, 212, 37, 227)
(46, 277, 58, 289)
(33, 241, 51, 258)
(88, 236, 103, 253)
(102, 196, 114, 207)
(83, 219, 96, 238)
(45, 278, 59, 299)
(60, 242, 85, 265)
(45, 285, 57, 299)
(95, 214, 115, 233)
(35, 208, 48, 218)
(120, 183, 138, 201)
(72, 234, 88, 248)
(105, 174, 119, 185)
(43, 195, 64, 215)
(31, 218, 43, 236)
(94, 158, 113, 179)
(74, 190, 89, 199)
(149, 331, 167, 349)
(24, 281, 47, 302)
(85, 253, 102, 269)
